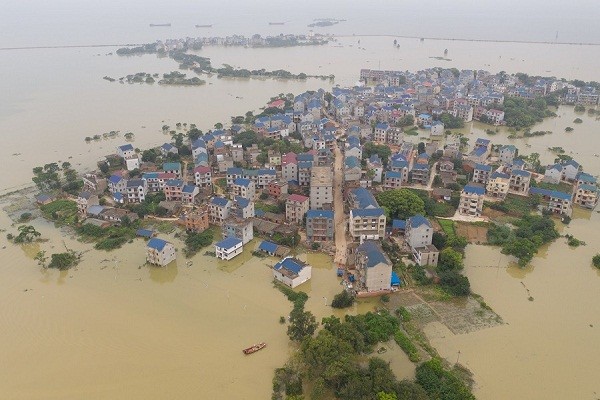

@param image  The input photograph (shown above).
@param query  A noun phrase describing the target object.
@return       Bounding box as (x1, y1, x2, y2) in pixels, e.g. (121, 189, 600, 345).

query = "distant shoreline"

(3, 34, 600, 51)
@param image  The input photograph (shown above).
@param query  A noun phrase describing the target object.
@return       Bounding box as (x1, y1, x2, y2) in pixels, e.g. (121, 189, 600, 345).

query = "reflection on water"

(146, 260, 178, 283)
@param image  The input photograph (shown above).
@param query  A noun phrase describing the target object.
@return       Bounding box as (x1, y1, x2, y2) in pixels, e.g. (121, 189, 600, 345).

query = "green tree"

(439, 270, 470, 296)
(376, 189, 425, 220)
(13, 225, 41, 243)
(331, 290, 355, 308)
(287, 307, 318, 341)
(438, 248, 463, 271)
(593, 254, 600, 268)
(48, 252, 79, 270)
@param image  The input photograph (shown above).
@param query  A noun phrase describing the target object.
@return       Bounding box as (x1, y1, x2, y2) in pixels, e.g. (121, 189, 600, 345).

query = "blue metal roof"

(273, 257, 306, 274)
(385, 171, 402, 179)
(119, 144, 134, 151)
(356, 241, 388, 268)
(147, 238, 168, 251)
(412, 162, 429, 171)
(345, 156, 361, 168)
(351, 208, 385, 217)
(350, 188, 379, 209)
(182, 185, 197, 194)
(407, 215, 431, 229)
(234, 178, 251, 187)
(578, 184, 598, 192)
(392, 219, 406, 230)
(216, 237, 242, 249)
(227, 167, 243, 175)
(306, 209, 334, 219)
(211, 197, 230, 207)
(463, 185, 485, 195)
(235, 196, 251, 208)
(109, 175, 122, 184)
(529, 187, 572, 201)
(258, 241, 278, 253)
(511, 169, 531, 177)
(163, 162, 181, 171)
(136, 229, 154, 238)
(577, 172, 596, 183)
(391, 271, 401, 286)
(475, 163, 492, 172)
(166, 179, 184, 187)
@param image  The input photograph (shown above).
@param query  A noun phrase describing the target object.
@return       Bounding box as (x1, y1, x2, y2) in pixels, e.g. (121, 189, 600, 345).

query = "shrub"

(394, 331, 420, 362)
(331, 290, 355, 308)
(593, 254, 600, 269)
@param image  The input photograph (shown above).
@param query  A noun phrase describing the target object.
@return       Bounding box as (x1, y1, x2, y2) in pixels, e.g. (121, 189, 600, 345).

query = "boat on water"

(149, 23, 171, 27)
(269, 22, 285, 25)
(243, 342, 266, 355)
(196, 24, 213, 28)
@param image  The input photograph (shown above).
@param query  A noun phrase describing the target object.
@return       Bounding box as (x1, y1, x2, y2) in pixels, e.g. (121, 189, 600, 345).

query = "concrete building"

(459, 185, 485, 216)
(349, 208, 386, 240)
(209, 197, 232, 225)
(232, 178, 255, 200)
(286, 194, 310, 224)
(309, 166, 333, 210)
(354, 240, 392, 292)
(183, 207, 210, 232)
(126, 179, 148, 203)
(194, 166, 212, 188)
(529, 187, 573, 217)
(305, 209, 335, 242)
(146, 238, 176, 267)
(273, 257, 312, 288)
(405, 215, 438, 266)
(499, 145, 517, 164)
(215, 237, 243, 260)
(472, 164, 492, 184)
(223, 217, 253, 244)
(509, 169, 531, 195)
(486, 171, 510, 199)
(76, 191, 99, 216)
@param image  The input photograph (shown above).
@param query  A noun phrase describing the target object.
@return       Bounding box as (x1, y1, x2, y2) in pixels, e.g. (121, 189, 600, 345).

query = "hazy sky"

(2, 0, 600, 47)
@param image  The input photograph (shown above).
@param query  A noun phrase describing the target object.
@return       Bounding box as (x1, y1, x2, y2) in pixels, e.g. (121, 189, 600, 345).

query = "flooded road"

(426, 210, 600, 400)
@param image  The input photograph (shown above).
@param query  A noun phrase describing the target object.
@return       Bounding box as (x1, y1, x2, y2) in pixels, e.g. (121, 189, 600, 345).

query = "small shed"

(258, 240, 278, 256)
(391, 271, 401, 287)
(136, 229, 155, 238)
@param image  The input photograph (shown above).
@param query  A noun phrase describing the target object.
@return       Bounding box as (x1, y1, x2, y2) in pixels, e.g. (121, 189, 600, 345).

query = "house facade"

(146, 238, 176, 267)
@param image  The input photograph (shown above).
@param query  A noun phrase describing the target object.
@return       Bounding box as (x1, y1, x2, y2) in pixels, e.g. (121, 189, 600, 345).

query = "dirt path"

(332, 143, 348, 267)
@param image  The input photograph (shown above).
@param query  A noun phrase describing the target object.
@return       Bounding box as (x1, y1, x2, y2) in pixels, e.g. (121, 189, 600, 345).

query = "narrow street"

(332, 143, 348, 267)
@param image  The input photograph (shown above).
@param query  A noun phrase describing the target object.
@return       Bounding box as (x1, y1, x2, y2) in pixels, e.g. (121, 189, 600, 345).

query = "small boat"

(243, 342, 266, 355)
(196, 24, 212, 28)
(149, 23, 171, 27)
(269, 22, 285, 25)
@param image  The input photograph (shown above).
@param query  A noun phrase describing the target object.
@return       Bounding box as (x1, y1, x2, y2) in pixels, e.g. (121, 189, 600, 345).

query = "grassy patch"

(394, 330, 421, 362)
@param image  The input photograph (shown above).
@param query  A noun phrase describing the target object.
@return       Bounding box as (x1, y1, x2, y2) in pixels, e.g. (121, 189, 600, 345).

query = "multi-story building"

(183, 206, 210, 232)
(273, 257, 312, 288)
(349, 208, 386, 240)
(117, 143, 135, 159)
(411, 162, 430, 185)
(305, 210, 335, 242)
(573, 173, 598, 209)
(459, 185, 485, 216)
(108, 175, 127, 194)
(215, 237, 243, 260)
(529, 187, 573, 216)
(223, 217, 253, 244)
(384, 171, 403, 189)
(231, 178, 255, 200)
(353, 240, 392, 292)
(181, 185, 200, 205)
(194, 166, 212, 188)
(76, 191, 99, 216)
(267, 180, 288, 199)
(126, 179, 148, 203)
(486, 171, 510, 199)
(286, 194, 310, 224)
(509, 169, 531, 195)
(231, 196, 253, 219)
(146, 238, 176, 267)
(499, 145, 517, 164)
(472, 163, 492, 184)
(164, 179, 184, 201)
(405, 215, 438, 267)
(309, 166, 333, 210)
(163, 162, 182, 179)
(281, 152, 298, 183)
(209, 196, 232, 225)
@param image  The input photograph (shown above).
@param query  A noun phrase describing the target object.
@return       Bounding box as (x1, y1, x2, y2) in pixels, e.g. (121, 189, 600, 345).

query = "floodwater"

(426, 208, 600, 400)
(2, 1, 600, 398)
(0, 208, 407, 399)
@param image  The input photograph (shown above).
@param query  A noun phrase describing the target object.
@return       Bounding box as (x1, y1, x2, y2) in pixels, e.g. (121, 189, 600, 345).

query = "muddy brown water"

(0, 210, 414, 399)
(426, 208, 600, 400)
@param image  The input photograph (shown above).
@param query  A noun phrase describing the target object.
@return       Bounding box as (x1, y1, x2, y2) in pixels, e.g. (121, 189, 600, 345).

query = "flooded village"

(3, 60, 600, 399)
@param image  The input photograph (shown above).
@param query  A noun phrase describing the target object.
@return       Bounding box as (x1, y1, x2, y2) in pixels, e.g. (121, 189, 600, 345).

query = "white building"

(273, 257, 312, 288)
(146, 238, 176, 267)
(215, 237, 243, 260)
